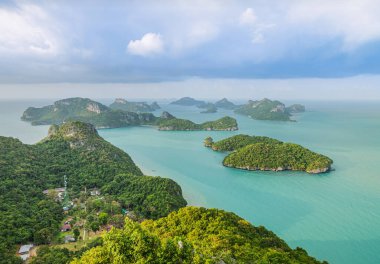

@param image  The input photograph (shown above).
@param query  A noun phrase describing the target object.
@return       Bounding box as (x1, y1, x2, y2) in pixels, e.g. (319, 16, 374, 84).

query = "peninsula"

(205, 134, 333, 174)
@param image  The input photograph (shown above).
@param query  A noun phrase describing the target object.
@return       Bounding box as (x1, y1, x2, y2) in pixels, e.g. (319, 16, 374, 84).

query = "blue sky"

(1, 0, 380, 83)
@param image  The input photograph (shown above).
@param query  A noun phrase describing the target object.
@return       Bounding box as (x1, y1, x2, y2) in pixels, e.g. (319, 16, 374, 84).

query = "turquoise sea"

(1, 99, 380, 264)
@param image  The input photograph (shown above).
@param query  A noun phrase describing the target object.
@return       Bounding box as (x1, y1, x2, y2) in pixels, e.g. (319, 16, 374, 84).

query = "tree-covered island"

(205, 134, 333, 174)
(21, 97, 238, 131)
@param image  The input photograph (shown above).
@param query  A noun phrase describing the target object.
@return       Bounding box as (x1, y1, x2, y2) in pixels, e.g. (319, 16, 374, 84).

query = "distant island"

(200, 103, 218, 113)
(158, 112, 237, 131)
(21, 97, 238, 131)
(170, 97, 239, 113)
(205, 134, 333, 174)
(170, 96, 207, 107)
(234, 98, 305, 121)
(214, 98, 238, 109)
(109, 98, 160, 112)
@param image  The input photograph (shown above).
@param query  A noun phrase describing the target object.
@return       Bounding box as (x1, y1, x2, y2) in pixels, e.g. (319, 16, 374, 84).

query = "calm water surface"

(1, 99, 380, 264)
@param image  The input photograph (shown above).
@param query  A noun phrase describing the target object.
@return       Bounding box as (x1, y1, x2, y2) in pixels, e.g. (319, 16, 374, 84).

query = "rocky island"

(109, 98, 160, 112)
(205, 134, 333, 174)
(234, 98, 305, 121)
(21, 97, 238, 131)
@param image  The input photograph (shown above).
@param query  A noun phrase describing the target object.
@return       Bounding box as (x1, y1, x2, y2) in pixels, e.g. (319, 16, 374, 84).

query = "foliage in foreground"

(0, 121, 186, 260)
(72, 207, 326, 264)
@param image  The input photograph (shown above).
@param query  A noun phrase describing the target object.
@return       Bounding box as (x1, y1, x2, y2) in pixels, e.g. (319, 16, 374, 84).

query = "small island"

(234, 98, 305, 121)
(109, 98, 160, 112)
(205, 134, 333, 174)
(200, 103, 218, 114)
(157, 112, 237, 131)
(170, 96, 207, 107)
(214, 98, 238, 109)
(21, 97, 239, 131)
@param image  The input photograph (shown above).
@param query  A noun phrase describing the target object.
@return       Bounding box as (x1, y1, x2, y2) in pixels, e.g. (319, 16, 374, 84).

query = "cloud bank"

(0, 0, 380, 82)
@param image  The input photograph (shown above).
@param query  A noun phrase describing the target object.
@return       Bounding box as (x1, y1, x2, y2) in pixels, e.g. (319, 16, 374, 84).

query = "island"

(234, 98, 305, 121)
(157, 112, 237, 131)
(21, 97, 238, 131)
(214, 98, 237, 109)
(109, 98, 161, 112)
(205, 134, 333, 174)
(286, 103, 306, 113)
(170, 96, 207, 107)
(21, 97, 157, 128)
(200, 103, 217, 113)
(0, 121, 186, 261)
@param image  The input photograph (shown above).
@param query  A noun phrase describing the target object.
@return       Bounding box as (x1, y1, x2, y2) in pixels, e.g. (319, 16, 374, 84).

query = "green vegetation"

(234, 98, 305, 121)
(207, 134, 282, 151)
(72, 207, 325, 264)
(223, 142, 332, 173)
(205, 134, 333, 174)
(157, 114, 238, 131)
(0, 121, 186, 261)
(109, 98, 160, 112)
(22, 98, 238, 131)
(21, 97, 156, 128)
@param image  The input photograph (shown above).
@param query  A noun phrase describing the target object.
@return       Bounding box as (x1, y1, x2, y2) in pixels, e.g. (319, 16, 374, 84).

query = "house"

(61, 224, 71, 232)
(18, 244, 33, 261)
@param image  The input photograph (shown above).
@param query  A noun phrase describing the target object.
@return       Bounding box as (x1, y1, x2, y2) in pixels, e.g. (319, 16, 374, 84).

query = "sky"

(0, 0, 380, 99)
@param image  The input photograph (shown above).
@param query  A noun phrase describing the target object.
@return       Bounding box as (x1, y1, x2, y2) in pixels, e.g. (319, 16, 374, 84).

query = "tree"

(73, 228, 80, 241)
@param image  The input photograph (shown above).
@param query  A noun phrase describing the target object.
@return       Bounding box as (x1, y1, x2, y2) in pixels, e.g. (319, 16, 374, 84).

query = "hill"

(22, 98, 238, 131)
(21, 97, 156, 128)
(234, 98, 305, 121)
(214, 98, 237, 109)
(109, 98, 160, 112)
(157, 112, 238, 131)
(72, 207, 325, 264)
(170, 97, 206, 107)
(0, 121, 186, 261)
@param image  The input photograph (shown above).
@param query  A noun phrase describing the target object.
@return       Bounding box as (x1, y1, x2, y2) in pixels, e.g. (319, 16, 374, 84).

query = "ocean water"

(1, 99, 380, 264)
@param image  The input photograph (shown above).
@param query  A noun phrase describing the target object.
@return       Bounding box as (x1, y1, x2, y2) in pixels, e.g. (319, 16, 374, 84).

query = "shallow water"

(1, 100, 380, 264)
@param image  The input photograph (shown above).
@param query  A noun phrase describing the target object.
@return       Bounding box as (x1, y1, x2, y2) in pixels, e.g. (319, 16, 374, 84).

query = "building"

(61, 224, 71, 232)
(18, 244, 33, 261)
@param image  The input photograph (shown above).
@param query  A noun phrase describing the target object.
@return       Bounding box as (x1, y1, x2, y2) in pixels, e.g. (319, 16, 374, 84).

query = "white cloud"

(127, 33, 164, 57)
(0, 4, 60, 56)
(287, 0, 380, 50)
(239, 8, 257, 26)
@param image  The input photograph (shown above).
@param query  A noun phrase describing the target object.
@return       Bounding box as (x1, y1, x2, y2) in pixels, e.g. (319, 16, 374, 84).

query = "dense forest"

(72, 207, 326, 264)
(0, 121, 186, 261)
(205, 134, 333, 174)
